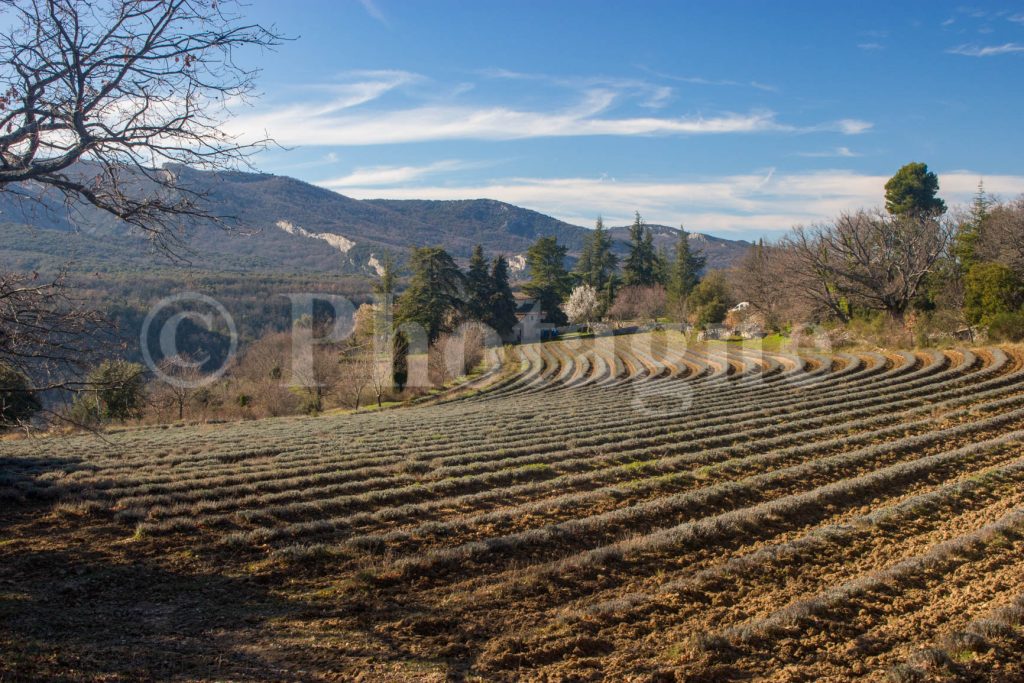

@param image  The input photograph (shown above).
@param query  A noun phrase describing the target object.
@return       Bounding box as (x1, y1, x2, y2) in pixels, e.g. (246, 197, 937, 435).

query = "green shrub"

(84, 360, 147, 421)
(964, 262, 1024, 326)
(686, 272, 732, 327)
(987, 311, 1024, 343)
(68, 394, 102, 427)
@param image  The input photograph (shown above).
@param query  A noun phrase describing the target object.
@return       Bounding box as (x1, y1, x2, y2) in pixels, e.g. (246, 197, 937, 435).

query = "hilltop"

(0, 166, 751, 276)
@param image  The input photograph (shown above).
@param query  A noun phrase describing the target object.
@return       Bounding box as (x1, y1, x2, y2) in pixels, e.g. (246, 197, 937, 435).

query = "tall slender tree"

(953, 181, 991, 274)
(667, 228, 706, 301)
(575, 217, 618, 291)
(487, 256, 519, 337)
(574, 227, 595, 286)
(464, 245, 493, 321)
(524, 236, 572, 325)
(623, 212, 660, 286)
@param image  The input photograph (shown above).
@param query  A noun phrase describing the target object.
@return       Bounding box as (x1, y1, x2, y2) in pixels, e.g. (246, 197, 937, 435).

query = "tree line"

(730, 162, 1024, 346)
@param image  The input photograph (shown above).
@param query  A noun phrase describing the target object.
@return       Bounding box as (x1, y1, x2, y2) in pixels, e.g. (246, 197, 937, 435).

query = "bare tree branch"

(0, 0, 284, 253)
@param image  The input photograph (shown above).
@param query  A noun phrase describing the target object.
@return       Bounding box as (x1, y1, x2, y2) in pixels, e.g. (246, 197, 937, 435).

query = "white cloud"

(320, 171, 1024, 239)
(251, 71, 418, 126)
(228, 88, 870, 146)
(833, 119, 873, 135)
(795, 146, 861, 158)
(857, 42, 884, 51)
(947, 42, 1024, 56)
(321, 159, 475, 187)
(636, 67, 780, 93)
(356, 0, 388, 24)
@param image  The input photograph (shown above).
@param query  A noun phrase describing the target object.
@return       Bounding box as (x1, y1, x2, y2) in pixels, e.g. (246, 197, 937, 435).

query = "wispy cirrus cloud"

(477, 69, 678, 108)
(635, 66, 779, 93)
(857, 42, 884, 51)
(947, 42, 1024, 56)
(795, 146, 861, 158)
(323, 170, 1024, 239)
(229, 83, 870, 147)
(267, 70, 419, 114)
(320, 159, 482, 187)
(356, 0, 388, 24)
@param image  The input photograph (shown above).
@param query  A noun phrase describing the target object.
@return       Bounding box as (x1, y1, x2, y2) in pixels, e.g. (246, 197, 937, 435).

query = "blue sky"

(226, 1, 1024, 240)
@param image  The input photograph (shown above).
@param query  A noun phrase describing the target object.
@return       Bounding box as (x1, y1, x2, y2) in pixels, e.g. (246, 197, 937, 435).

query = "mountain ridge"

(0, 166, 752, 276)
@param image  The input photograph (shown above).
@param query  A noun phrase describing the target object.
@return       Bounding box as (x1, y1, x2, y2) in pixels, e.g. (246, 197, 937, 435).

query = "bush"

(987, 311, 1024, 343)
(964, 262, 1024, 326)
(686, 272, 732, 327)
(0, 365, 41, 429)
(68, 394, 102, 428)
(86, 360, 147, 421)
(607, 285, 666, 322)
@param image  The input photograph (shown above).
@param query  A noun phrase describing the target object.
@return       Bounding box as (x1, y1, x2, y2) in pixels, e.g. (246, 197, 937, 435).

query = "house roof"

(515, 298, 540, 314)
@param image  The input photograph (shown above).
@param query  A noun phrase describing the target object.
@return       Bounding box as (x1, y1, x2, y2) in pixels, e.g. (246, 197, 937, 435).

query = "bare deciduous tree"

(977, 197, 1024, 274)
(151, 353, 203, 420)
(0, 0, 283, 252)
(784, 210, 953, 323)
(0, 270, 109, 388)
(729, 241, 792, 330)
(607, 285, 666, 323)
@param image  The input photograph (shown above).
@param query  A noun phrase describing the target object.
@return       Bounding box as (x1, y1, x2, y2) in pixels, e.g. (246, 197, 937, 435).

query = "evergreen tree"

(486, 255, 519, 337)
(574, 217, 618, 291)
(654, 243, 670, 287)
(884, 162, 947, 217)
(592, 219, 619, 290)
(623, 211, 660, 286)
(464, 244, 493, 321)
(74, 360, 146, 422)
(667, 227, 706, 301)
(574, 226, 595, 285)
(686, 271, 732, 327)
(524, 236, 572, 325)
(953, 181, 991, 273)
(395, 247, 464, 342)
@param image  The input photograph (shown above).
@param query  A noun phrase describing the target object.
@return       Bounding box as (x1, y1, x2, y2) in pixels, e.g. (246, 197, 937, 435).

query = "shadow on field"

(0, 543, 306, 681)
(0, 454, 85, 505)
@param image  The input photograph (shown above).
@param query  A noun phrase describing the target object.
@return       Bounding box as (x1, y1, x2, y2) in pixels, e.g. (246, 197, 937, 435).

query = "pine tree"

(464, 244, 492, 321)
(954, 181, 991, 273)
(575, 217, 618, 291)
(667, 227, 706, 301)
(486, 255, 518, 337)
(524, 236, 572, 325)
(884, 162, 947, 217)
(395, 247, 464, 342)
(574, 226, 595, 285)
(654, 243, 670, 287)
(623, 212, 659, 286)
